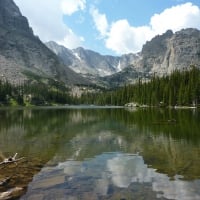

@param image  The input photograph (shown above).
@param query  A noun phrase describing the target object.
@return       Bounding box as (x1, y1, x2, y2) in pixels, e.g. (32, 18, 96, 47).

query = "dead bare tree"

(0, 153, 25, 169)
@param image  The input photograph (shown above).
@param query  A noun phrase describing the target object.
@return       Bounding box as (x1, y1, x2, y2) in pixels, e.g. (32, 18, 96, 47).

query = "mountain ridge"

(46, 28, 200, 85)
(102, 28, 200, 87)
(46, 41, 139, 77)
(0, 0, 90, 85)
(0, 0, 200, 89)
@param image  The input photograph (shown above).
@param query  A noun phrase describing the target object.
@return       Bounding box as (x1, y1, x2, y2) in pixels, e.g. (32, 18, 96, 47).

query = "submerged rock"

(0, 187, 24, 200)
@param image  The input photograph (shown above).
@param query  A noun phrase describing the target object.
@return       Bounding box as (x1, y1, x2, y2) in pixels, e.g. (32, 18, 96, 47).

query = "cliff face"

(46, 42, 140, 77)
(101, 28, 200, 87)
(166, 28, 200, 72)
(139, 28, 200, 75)
(0, 0, 33, 34)
(47, 28, 200, 81)
(1, 0, 200, 87)
(0, 0, 89, 85)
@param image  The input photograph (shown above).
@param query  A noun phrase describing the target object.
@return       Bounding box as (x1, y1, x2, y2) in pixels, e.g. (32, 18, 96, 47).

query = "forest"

(0, 66, 200, 107)
(0, 79, 73, 106)
(79, 66, 200, 107)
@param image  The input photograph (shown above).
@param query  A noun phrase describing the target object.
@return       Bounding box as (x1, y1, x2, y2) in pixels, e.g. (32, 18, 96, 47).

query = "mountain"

(101, 28, 200, 87)
(46, 28, 200, 88)
(0, 0, 89, 85)
(1, 0, 200, 89)
(101, 65, 151, 88)
(46, 41, 138, 77)
(139, 28, 200, 75)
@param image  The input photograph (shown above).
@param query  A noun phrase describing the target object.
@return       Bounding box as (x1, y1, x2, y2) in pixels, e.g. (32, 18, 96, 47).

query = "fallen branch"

(0, 153, 24, 166)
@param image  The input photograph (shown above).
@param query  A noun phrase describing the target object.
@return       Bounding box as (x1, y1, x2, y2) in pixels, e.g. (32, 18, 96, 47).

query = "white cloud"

(150, 2, 200, 33)
(103, 2, 200, 54)
(58, 30, 85, 48)
(106, 20, 154, 54)
(61, 0, 86, 16)
(14, 0, 84, 49)
(90, 7, 109, 37)
(13, 1, 200, 54)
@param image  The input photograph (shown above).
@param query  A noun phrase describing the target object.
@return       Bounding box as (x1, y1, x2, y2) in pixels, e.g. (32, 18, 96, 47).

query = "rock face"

(0, 0, 33, 34)
(167, 28, 200, 72)
(0, 0, 89, 85)
(46, 41, 138, 77)
(101, 28, 200, 87)
(1, 0, 200, 88)
(47, 28, 200, 83)
(139, 28, 200, 75)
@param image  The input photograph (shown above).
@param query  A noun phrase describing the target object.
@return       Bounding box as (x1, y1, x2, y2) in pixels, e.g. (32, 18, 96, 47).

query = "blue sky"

(14, 0, 200, 55)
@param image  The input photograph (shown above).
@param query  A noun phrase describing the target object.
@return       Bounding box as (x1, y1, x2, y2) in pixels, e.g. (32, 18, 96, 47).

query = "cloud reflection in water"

(21, 153, 200, 200)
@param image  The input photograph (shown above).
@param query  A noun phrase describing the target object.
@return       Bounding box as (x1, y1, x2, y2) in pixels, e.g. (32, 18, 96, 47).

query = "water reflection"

(21, 153, 200, 200)
(0, 107, 200, 199)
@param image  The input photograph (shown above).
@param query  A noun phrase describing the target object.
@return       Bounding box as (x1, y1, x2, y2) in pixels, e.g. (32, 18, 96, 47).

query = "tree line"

(79, 66, 200, 107)
(0, 79, 74, 106)
(1, 66, 200, 107)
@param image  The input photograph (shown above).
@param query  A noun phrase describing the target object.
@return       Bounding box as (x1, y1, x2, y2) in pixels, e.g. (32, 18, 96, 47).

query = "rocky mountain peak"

(142, 30, 173, 56)
(46, 41, 67, 55)
(0, 0, 33, 34)
(0, 0, 21, 17)
(175, 28, 200, 36)
(0, 0, 89, 85)
(138, 28, 200, 74)
(46, 42, 139, 77)
(46, 28, 200, 82)
(100, 28, 200, 87)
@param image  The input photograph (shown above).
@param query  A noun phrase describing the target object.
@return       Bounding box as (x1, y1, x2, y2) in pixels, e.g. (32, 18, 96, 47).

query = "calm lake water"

(0, 106, 200, 200)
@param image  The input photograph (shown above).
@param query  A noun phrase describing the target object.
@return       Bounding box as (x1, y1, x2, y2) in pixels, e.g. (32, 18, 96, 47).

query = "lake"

(0, 106, 200, 200)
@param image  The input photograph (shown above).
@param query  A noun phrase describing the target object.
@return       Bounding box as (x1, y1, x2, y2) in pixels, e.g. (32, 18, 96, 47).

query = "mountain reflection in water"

(0, 107, 200, 199)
